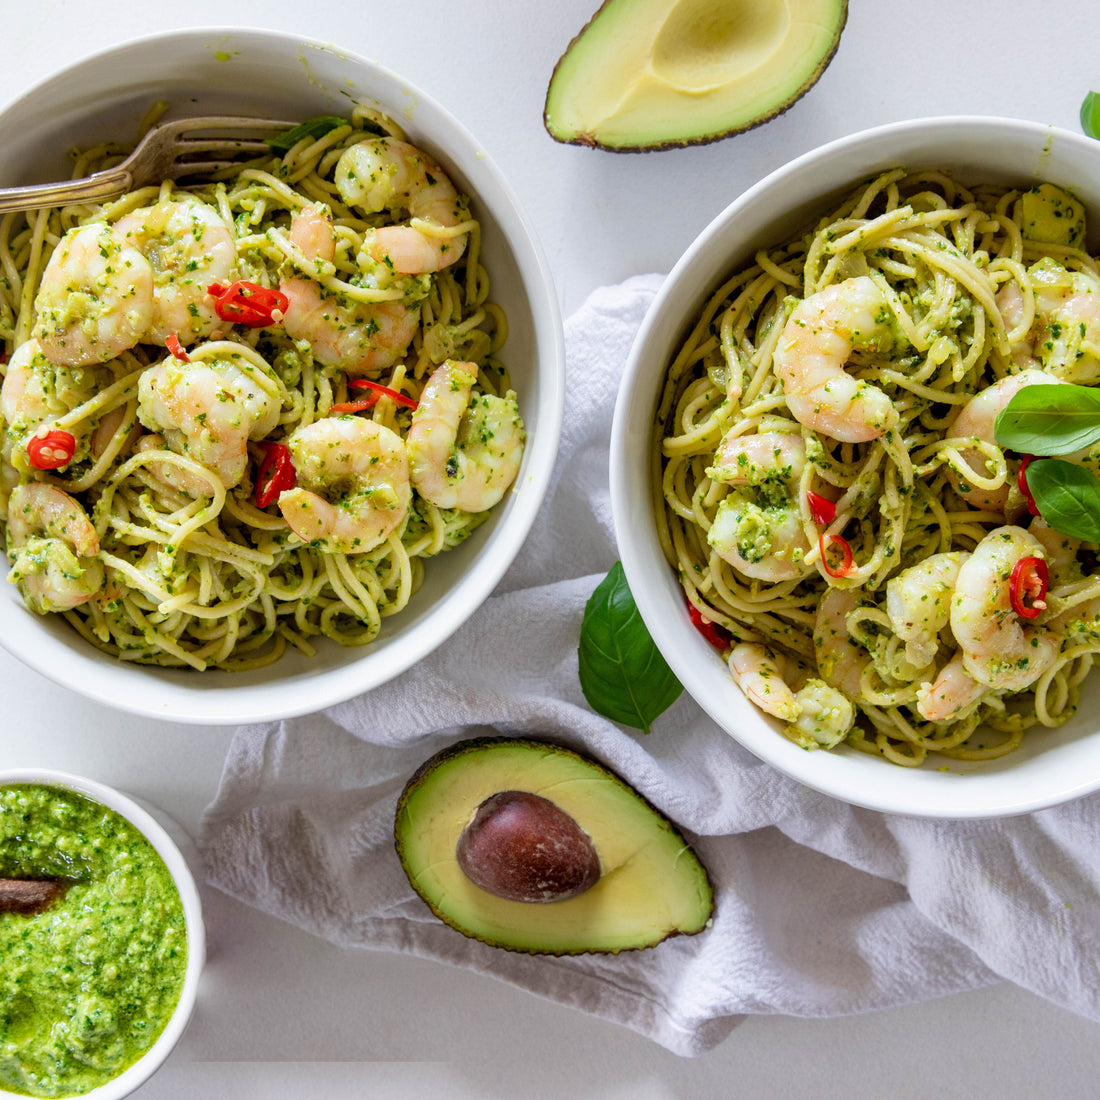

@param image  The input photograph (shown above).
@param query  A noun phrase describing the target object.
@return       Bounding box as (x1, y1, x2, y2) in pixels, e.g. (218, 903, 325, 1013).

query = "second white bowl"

(612, 115, 1100, 818)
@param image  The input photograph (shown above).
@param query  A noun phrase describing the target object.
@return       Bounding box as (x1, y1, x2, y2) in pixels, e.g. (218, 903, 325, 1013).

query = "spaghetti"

(657, 167, 1100, 766)
(0, 106, 524, 671)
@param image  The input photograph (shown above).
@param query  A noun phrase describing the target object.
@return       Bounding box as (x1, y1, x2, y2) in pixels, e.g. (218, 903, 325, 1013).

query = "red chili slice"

(208, 281, 289, 327)
(806, 490, 837, 527)
(1009, 556, 1048, 620)
(27, 429, 76, 470)
(329, 396, 379, 414)
(819, 533, 855, 578)
(254, 442, 297, 509)
(688, 602, 731, 650)
(348, 378, 418, 410)
(165, 333, 190, 362)
(1016, 455, 1040, 516)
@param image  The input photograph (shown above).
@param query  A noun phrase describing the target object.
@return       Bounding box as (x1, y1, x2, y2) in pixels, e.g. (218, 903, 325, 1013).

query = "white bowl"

(0, 768, 204, 1099)
(0, 28, 564, 725)
(612, 116, 1100, 819)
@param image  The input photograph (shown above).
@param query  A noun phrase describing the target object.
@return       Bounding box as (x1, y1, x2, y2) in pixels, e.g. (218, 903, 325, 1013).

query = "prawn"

(113, 195, 237, 346)
(813, 586, 871, 701)
(998, 258, 1100, 383)
(0, 338, 100, 464)
(771, 275, 901, 443)
(6, 482, 103, 613)
(945, 370, 1057, 513)
(32, 222, 155, 367)
(705, 431, 812, 582)
(728, 641, 854, 750)
(915, 652, 986, 724)
(912, 522, 1078, 722)
(950, 525, 1061, 692)
(279, 205, 420, 372)
(335, 138, 468, 274)
(406, 359, 524, 512)
(278, 416, 411, 554)
(885, 551, 970, 669)
(137, 347, 282, 491)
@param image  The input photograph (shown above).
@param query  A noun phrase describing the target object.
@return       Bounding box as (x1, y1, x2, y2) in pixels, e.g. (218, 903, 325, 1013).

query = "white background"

(5, 1, 1100, 1096)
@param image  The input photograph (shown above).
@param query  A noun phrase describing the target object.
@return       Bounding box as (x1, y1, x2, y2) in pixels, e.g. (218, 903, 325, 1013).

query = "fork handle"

(0, 166, 133, 215)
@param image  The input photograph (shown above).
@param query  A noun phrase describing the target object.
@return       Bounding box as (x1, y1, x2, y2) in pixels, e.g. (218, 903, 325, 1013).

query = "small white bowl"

(0, 768, 204, 1099)
(0, 28, 564, 725)
(612, 116, 1100, 818)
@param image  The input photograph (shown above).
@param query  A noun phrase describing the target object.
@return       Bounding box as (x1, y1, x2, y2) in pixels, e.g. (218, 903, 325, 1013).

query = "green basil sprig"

(578, 562, 682, 734)
(994, 384, 1100, 454)
(267, 115, 349, 153)
(1022, 458, 1100, 541)
(994, 383, 1100, 539)
(1082, 91, 1100, 140)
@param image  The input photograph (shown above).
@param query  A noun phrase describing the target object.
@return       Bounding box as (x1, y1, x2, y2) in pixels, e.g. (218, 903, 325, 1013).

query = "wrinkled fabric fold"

(200, 275, 1100, 1057)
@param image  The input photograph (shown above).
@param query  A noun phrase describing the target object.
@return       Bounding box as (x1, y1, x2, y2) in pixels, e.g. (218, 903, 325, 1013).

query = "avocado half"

(544, 0, 848, 151)
(394, 737, 715, 954)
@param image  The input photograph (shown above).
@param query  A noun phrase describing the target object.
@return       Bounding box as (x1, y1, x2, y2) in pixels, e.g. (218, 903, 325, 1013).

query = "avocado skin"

(394, 736, 715, 955)
(544, 0, 849, 153)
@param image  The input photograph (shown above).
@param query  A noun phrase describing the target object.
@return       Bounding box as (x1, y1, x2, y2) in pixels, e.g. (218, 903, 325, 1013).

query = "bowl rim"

(611, 114, 1100, 819)
(0, 768, 205, 1099)
(0, 26, 566, 725)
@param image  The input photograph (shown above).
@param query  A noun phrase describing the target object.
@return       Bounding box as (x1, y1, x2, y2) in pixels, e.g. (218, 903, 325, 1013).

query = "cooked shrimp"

(729, 641, 799, 720)
(137, 350, 281, 490)
(1, 339, 56, 429)
(279, 205, 420, 371)
(2, 337, 97, 432)
(406, 359, 524, 512)
(728, 641, 854, 749)
(0, 338, 111, 470)
(772, 275, 901, 443)
(813, 586, 870, 700)
(6, 482, 103, 612)
(335, 138, 468, 274)
(946, 370, 1056, 512)
(998, 258, 1100, 382)
(705, 431, 812, 581)
(114, 195, 237, 346)
(916, 652, 987, 723)
(32, 222, 155, 367)
(279, 416, 411, 553)
(951, 525, 1061, 691)
(885, 551, 970, 669)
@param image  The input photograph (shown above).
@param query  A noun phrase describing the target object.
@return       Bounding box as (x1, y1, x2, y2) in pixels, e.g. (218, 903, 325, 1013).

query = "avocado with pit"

(544, 0, 848, 151)
(394, 737, 714, 954)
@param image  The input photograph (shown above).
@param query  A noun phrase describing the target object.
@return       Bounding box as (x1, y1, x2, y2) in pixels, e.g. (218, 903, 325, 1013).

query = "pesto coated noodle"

(657, 169, 1100, 766)
(0, 108, 525, 671)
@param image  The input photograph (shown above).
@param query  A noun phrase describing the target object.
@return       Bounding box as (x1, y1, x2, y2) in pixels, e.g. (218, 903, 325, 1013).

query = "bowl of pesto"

(0, 771, 204, 1098)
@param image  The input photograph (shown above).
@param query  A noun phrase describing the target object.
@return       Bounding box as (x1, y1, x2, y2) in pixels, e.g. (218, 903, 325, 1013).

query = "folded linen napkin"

(200, 275, 1100, 1057)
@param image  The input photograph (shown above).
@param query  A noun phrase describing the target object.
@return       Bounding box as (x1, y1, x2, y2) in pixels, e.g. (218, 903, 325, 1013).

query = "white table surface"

(5, 1, 1100, 1096)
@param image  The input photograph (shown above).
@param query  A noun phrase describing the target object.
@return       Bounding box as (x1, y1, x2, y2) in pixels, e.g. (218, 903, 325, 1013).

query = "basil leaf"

(578, 562, 683, 734)
(1083, 91, 1100, 140)
(1025, 457, 1100, 541)
(267, 115, 348, 152)
(994, 384, 1100, 455)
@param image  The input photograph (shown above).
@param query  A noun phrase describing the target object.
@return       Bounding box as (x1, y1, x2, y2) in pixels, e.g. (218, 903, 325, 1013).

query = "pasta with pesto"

(657, 167, 1100, 766)
(0, 106, 525, 671)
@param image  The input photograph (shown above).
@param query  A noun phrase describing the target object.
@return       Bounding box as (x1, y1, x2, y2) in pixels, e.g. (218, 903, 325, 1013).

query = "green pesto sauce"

(0, 785, 188, 1098)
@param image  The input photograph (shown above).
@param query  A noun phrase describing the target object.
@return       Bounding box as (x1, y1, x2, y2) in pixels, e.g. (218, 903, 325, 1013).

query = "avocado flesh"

(545, 0, 848, 151)
(394, 738, 714, 954)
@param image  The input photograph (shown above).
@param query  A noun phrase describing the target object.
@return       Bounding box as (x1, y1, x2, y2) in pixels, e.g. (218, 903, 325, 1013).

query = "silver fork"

(0, 116, 297, 214)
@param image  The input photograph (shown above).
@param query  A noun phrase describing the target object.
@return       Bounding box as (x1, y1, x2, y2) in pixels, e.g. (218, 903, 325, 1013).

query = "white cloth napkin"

(199, 275, 1100, 1057)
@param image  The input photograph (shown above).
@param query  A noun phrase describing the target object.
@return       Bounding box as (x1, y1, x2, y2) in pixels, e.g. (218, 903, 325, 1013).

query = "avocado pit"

(456, 790, 601, 903)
